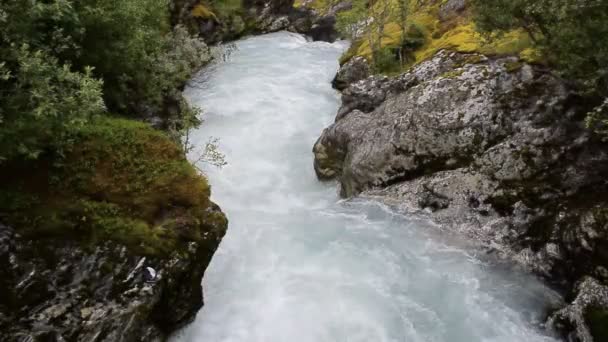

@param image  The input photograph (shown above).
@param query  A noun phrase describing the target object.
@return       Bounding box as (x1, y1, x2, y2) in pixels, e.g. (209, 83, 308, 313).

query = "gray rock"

(332, 56, 370, 91)
(0, 201, 226, 342)
(549, 277, 608, 342)
(268, 15, 290, 31)
(315, 49, 608, 340)
(315, 51, 574, 196)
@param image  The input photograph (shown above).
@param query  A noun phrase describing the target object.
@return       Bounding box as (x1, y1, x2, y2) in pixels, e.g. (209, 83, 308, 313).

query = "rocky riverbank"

(315, 50, 608, 341)
(172, 0, 344, 44)
(0, 216, 225, 341)
(0, 118, 228, 342)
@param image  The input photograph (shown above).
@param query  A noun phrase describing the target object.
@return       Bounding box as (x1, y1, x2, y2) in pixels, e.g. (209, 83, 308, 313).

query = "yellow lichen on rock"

(327, 0, 541, 70)
(192, 3, 218, 20)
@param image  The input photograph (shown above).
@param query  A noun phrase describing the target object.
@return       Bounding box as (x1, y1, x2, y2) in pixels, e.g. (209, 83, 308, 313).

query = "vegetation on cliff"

(323, 0, 535, 73)
(0, 0, 221, 254)
(300, 0, 608, 136)
(470, 0, 608, 137)
(1, 117, 227, 256)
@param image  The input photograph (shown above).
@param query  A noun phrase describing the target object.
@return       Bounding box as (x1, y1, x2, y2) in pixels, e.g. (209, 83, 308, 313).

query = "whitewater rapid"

(173, 32, 561, 342)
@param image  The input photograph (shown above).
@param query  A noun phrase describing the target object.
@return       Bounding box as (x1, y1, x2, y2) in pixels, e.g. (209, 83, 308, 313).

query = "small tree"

(0, 46, 104, 162)
(367, 0, 394, 69)
(395, 0, 409, 66)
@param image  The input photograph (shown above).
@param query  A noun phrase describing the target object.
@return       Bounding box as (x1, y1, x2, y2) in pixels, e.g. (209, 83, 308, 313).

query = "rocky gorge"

(2, 0, 607, 340)
(315, 46, 608, 342)
(0, 1, 342, 340)
(172, 0, 343, 44)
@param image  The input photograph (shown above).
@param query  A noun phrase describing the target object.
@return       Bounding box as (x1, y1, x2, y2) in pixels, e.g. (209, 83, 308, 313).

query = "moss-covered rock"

(1, 117, 225, 256)
(0, 117, 227, 341)
(329, 0, 540, 72)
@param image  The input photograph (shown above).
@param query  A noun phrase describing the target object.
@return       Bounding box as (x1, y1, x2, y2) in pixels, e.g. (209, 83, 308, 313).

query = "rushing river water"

(173, 32, 561, 342)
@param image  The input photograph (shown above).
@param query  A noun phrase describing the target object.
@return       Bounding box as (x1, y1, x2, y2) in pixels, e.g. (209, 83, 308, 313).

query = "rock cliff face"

(314, 50, 608, 341)
(172, 0, 344, 44)
(0, 206, 226, 341)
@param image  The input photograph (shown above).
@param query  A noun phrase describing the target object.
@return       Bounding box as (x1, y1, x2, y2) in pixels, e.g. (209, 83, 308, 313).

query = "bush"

(470, 0, 608, 96)
(0, 117, 226, 255)
(0, 1, 221, 254)
(0, 45, 104, 162)
(0, 0, 212, 163)
(373, 46, 401, 74)
(471, 0, 608, 138)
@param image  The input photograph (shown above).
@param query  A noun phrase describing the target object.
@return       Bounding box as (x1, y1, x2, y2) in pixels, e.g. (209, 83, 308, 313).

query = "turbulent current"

(173, 32, 562, 342)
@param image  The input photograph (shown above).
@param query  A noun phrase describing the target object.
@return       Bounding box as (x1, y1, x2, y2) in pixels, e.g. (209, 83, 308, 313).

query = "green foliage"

(397, 23, 425, 64)
(0, 45, 104, 162)
(470, 0, 608, 95)
(470, 0, 608, 137)
(372, 47, 401, 74)
(336, 0, 367, 40)
(0, 117, 225, 255)
(74, 0, 211, 113)
(1, 0, 211, 117)
(0, 0, 212, 161)
(0, 1, 221, 254)
(211, 0, 244, 18)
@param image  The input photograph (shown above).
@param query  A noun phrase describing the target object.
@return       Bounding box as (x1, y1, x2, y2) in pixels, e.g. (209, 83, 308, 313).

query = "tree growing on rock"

(366, 0, 394, 69)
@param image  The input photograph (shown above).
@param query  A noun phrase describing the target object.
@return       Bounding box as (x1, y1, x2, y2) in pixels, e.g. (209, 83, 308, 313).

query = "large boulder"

(315, 51, 605, 198)
(314, 49, 608, 340)
(0, 210, 226, 341)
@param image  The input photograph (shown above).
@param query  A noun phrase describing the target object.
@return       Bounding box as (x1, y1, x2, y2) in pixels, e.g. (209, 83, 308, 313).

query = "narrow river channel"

(173, 31, 561, 342)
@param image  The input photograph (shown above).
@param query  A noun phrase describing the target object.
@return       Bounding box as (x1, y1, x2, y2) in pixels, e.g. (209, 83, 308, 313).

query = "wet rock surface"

(314, 50, 608, 340)
(0, 204, 226, 342)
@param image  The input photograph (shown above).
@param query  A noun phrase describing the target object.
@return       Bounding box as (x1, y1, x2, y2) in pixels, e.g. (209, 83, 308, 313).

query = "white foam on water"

(172, 31, 562, 342)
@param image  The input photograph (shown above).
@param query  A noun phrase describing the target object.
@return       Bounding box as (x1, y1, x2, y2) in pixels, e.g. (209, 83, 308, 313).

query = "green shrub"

(0, 45, 104, 162)
(0, 117, 225, 255)
(373, 47, 401, 74)
(0, 0, 211, 163)
(0, 1, 222, 255)
(470, 0, 608, 96)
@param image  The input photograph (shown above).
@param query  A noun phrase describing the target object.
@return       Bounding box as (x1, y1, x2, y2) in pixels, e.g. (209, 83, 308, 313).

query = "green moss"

(192, 4, 218, 20)
(336, 0, 540, 70)
(212, 0, 244, 18)
(461, 54, 484, 65)
(340, 40, 364, 65)
(504, 61, 523, 73)
(440, 69, 464, 78)
(0, 117, 226, 256)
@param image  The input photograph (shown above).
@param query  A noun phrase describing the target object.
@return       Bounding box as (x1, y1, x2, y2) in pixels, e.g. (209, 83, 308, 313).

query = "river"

(172, 31, 561, 342)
